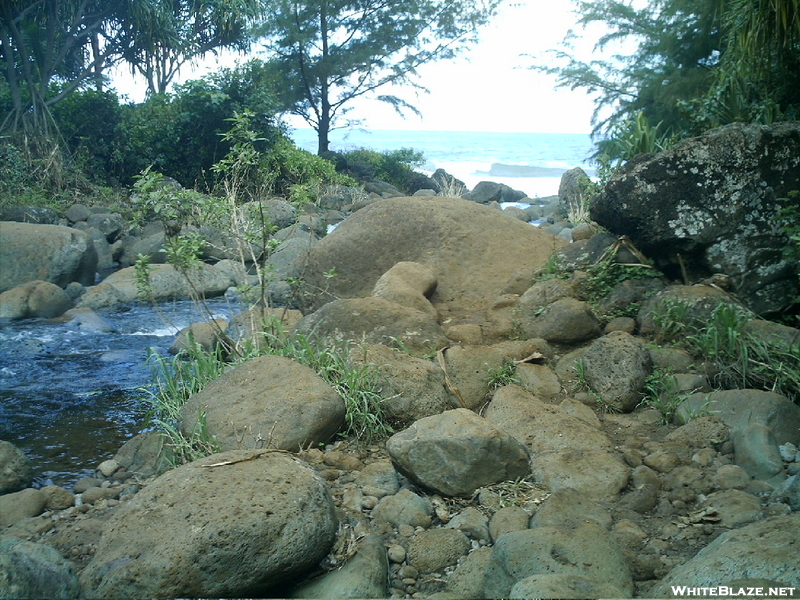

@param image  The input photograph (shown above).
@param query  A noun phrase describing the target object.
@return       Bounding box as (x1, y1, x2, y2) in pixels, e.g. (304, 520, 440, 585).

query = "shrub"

(339, 147, 425, 193)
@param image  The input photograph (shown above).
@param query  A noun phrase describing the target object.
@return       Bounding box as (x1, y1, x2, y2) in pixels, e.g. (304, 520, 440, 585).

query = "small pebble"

(387, 544, 406, 563)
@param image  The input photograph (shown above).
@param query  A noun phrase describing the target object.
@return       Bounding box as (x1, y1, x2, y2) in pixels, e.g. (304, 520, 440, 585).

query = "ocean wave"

(477, 163, 569, 178)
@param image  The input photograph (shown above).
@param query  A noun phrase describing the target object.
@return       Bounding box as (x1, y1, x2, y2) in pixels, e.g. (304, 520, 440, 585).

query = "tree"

(114, 0, 268, 95)
(258, 0, 501, 154)
(0, 0, 129, 136)
(533, 0, 800, 144)
(532, 0, 725, 140)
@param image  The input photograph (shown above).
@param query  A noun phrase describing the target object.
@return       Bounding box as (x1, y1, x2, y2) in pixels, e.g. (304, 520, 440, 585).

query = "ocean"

(288, 128, 597, 199)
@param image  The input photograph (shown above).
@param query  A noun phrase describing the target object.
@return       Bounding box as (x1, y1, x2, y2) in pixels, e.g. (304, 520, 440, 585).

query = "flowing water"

(0, 299, 232, 488)
(2, 131, 597, 488)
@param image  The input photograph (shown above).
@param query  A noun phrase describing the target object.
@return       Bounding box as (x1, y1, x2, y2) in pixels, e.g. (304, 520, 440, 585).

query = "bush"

(339, 147, 425, 193)
(261, 139, 356, 206)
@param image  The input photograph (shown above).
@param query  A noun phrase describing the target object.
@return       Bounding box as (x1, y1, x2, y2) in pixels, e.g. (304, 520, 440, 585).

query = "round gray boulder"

(648, 514, 800, 597)
(387, 408, 531, 497)
(0, 222, 97, 292)
(180, 355, 345, 452)
(0, 536, 80, 599)
(79, 450, 338, 598)
(0, 440, 33, 494)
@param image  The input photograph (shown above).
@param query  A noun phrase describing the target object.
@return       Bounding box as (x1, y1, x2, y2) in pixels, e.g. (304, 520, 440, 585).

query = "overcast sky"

(111, 0, 602, 134)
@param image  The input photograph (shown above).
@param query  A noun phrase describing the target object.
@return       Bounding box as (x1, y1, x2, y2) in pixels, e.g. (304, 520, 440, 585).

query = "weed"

(652, 301, 800, 404)
(141, 340, 225, 465)
(582, 258, 660, 306)
(487, 360, 519, 390)
(639, 367, 687, 424)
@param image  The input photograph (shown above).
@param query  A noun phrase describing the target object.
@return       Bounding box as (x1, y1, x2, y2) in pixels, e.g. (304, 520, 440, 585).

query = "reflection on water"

(0, 299, 233, 487)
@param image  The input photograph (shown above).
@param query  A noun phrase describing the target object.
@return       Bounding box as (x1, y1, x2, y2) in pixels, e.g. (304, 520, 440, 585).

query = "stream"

(0, 298, 232, 488)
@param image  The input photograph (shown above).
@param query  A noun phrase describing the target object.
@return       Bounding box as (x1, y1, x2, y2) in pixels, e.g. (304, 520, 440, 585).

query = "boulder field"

(1, 122, 800, 599)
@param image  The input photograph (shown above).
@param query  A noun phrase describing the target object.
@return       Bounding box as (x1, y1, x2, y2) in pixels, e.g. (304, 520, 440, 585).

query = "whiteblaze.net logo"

(671, 586, 797, 597)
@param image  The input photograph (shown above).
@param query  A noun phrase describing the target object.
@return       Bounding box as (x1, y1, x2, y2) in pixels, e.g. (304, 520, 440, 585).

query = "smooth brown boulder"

(297, 196, 564, 321)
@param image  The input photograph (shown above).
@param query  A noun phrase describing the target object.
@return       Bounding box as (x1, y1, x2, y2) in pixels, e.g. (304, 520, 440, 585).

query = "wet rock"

(408, 528, 471, 573)
(648, 514, 800, 597)
(0, 222, 97, 292)
(372, 488, 432, 528)
(179, 355, 345, 452)
(0, 280, 73, 320)
(53, 307, 118, 333)
(580, 331, 652, 412)
(733, 422, 786, 482)
(41, 485, 75, 510)
(678, 389, 800, 446)
(0, 488, 46, 527)
(386, 408, 531, 497)
(0, 440, 33, 494)
(79, 450, 338, 598)
(483, 522, 633, 598)
(289, 534, 388, 599)
(0, 536, 80, 599)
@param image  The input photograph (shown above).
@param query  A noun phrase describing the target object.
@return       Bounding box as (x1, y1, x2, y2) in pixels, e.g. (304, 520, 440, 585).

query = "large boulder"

(648, 514, 800, 597)
(296, 197, 564, 321)
(483, 522, 634, 598)
(0, 222, 97, 292)
(79, 450, 338, 598)
(677, 389, 800, 446)
(0, 280, 73, 320)
(386, 408, 531, 497)
(0, 536, 80, 599)
(96, 263, 232, 303)
(591, 122, 800, 315)
(180, 355, 345, 452)
(0, 441, 33, 494)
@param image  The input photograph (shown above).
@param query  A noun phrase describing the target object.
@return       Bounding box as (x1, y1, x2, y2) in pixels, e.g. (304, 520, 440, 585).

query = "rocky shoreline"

(1, 122, 800, 599)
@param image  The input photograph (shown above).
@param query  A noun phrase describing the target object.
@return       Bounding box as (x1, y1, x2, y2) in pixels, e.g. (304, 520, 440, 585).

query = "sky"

(110, 0, 604, 134)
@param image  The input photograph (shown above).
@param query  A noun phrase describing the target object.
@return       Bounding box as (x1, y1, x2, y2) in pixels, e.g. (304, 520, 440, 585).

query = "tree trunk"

(317, 0, 331, 155)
